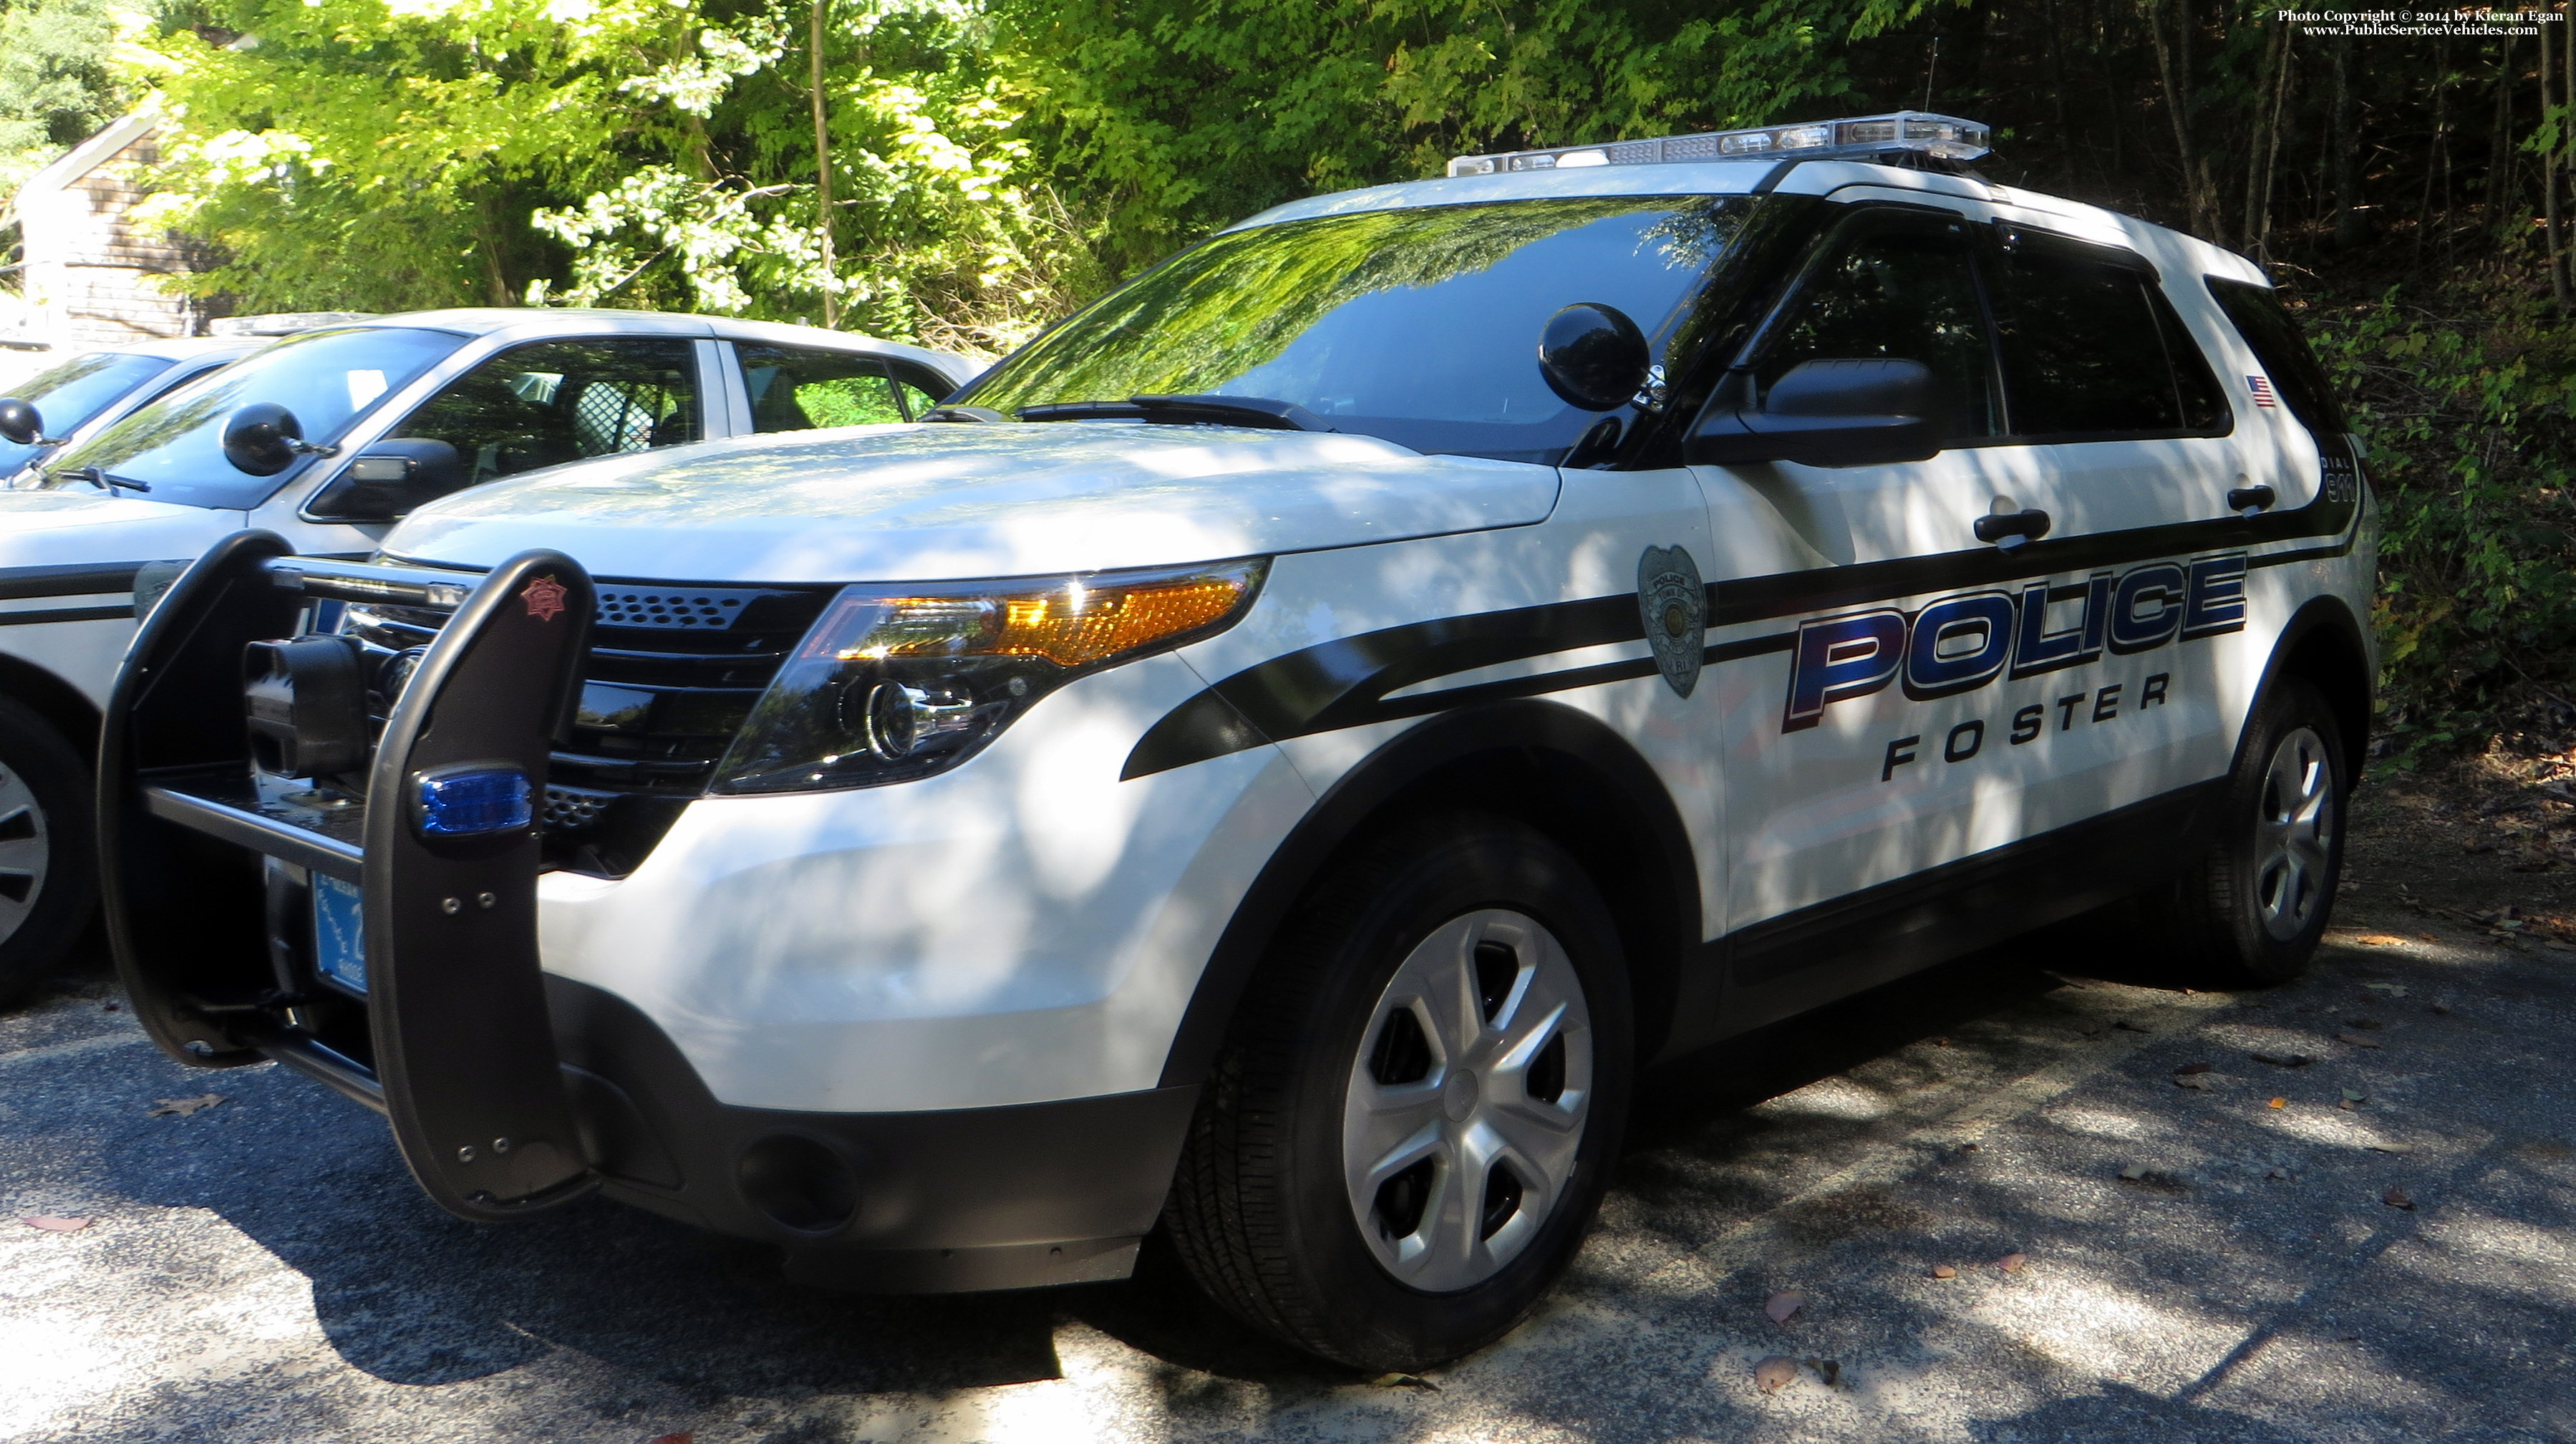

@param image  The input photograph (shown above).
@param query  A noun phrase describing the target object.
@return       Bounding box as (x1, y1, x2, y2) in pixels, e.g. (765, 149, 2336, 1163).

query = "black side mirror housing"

(306, 437, 468, 521)
(221, 403, 310, 476)
(1685, 358, 1940, 468)
(0, 397, 47, 446)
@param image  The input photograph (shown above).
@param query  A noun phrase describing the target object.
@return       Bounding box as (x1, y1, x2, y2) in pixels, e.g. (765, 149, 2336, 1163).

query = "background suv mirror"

(306, 437, 467, 521)
(221, 402, 309, 476)
(0, 397, 48, 446)
(1685, 358, 1939, 468)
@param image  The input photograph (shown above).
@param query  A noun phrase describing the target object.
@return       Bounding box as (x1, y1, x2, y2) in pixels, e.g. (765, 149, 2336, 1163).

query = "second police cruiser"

(103, 113, 2373, 1371)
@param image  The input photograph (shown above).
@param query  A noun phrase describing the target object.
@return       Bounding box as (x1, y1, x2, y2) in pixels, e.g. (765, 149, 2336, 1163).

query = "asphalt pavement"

(5, 883, 2573, 1443)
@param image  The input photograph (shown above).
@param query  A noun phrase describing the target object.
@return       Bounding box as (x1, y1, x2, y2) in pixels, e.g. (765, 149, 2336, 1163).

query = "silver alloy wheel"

(1341, 908, 1593, 1293)
(2253, 725, 2335, 942)
(0, 762, 46, 947)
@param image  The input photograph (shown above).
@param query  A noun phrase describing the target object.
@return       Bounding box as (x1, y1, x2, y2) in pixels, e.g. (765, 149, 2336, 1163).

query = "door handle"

(2227, 483, 2276, 518)
(1973, 508, 2052, 551)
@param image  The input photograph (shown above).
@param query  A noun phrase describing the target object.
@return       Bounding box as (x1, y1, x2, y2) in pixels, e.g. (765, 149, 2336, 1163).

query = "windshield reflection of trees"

(970, 197, 1753, 438)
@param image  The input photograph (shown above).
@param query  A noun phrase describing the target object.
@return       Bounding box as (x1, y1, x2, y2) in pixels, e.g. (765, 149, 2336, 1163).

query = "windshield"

(0, 352, 173, 475)
(40, 327, 463, 508)
(962, 195, 1757, 462)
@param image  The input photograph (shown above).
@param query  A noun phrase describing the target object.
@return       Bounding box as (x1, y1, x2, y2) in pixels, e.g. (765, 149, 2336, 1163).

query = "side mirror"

(1537, 303, 1652, 412)
(0, 397, 50, 447)
(1685, 359, 1940, 468)
(221, 403, 309, 476)
(306, 437, 468, 522)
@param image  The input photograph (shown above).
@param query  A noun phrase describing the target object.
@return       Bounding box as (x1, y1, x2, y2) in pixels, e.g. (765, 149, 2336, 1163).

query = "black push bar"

(99, 530, 602, 1221)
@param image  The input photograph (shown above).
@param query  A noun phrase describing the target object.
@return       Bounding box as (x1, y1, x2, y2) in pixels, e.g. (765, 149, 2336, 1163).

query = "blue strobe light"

(414, 766, 534, 837)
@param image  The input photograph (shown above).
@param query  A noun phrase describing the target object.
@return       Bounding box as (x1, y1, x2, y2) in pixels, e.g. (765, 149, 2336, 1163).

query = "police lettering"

(1882, 673, 2174, 781)
(1783, 553, 2243, 733)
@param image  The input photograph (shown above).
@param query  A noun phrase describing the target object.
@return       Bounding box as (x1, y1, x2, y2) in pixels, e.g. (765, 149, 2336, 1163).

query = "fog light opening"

(736, 1133, 859, 1234)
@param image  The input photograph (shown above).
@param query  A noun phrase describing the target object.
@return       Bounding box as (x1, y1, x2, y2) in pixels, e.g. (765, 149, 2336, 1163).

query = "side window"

(1756, 220, 1999, 442)
(1988, 238, 2217, 438)
(739, 345, 926, 431)
(2204, 277, 2350, 435)
(387, 338, 700, 488)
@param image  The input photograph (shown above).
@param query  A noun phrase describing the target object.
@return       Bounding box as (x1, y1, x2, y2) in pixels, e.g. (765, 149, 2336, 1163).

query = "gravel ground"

(6, 782, 2575, 1443)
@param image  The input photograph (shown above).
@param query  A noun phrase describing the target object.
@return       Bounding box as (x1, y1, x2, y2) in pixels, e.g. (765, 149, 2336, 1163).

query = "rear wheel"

(2146, 678, 2345, 985)
(1165, 813, 1632, 1371)
(0, 695, 95, 1008)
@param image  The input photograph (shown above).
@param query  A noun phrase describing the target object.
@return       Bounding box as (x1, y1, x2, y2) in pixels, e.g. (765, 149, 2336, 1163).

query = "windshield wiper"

(61, 465, 152, 495)
(1016, 394, 1332, 432)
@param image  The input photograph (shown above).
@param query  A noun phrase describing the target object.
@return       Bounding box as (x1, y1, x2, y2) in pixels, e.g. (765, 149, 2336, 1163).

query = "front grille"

(344, 571, 837, 876)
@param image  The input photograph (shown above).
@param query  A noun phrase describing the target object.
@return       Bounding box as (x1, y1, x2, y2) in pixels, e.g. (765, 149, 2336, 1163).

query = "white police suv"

(102, 113, 2373, 1371)
(0, 311, 967, 1002)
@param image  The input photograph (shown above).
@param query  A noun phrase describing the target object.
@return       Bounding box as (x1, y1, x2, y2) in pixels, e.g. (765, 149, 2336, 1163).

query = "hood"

(384, 424, 1560, 583)
(0, 489, 240, 568)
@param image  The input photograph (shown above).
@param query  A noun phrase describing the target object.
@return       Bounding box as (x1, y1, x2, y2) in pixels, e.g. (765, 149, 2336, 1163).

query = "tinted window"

(39, 328, 462, 508)
(2155, 295, 2232, 433)
(0, 351, 171, 475)
(388, 339, 700, 487)
(740, 345, 934, 430)
(1756, 219, 1999, 441)
(1990, 238, 2214, 437)
(2205, 277, 2350, 434)
(963, 196, 1758, 462)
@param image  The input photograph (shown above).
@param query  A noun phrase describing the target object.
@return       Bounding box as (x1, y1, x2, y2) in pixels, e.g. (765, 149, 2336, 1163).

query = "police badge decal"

(1637, 545, 1706, 698)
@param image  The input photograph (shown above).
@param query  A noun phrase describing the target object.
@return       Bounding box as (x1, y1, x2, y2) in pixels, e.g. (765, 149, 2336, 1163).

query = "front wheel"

(1164, 813, 1632, 1371)
(0, 695, 96, 1008)
(2146, 677, 2347, 985)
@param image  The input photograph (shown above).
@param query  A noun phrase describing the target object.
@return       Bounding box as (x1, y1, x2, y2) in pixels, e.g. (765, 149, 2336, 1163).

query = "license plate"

(311, 873, 368, 994)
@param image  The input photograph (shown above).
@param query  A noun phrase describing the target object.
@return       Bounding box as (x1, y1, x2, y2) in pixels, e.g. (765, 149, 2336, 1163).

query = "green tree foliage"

(0, 0, 126, 195)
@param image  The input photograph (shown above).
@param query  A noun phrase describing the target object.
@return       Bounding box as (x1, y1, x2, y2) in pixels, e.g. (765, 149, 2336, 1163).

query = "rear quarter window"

(1988, 234, 2229, 440)
(2204, 277, 2351, 436)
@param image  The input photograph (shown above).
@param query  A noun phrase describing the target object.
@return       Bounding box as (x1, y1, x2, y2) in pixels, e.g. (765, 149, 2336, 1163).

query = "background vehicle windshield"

(0, 351, 171, 475)
(962, 196, 1756, 462)
(41, 327, 462, 508)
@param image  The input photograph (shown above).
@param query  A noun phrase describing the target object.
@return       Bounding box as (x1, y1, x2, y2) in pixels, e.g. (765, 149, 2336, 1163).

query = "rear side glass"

(1989, 240, 2197, 437)
(1757, 221, 2000, 442)
(2152, 296, 2232, 434)
(738, 344, 913, 430)
(2204, 278, 2351, 435)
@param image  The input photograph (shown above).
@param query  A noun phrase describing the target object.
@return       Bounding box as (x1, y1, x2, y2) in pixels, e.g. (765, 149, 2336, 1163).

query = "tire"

(1165, 812, 1634, 1371)
(0, 694, 96, 1008)
(2146, 677, 2346, 986)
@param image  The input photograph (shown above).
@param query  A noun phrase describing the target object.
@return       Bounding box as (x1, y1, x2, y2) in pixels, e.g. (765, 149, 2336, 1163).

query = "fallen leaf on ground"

(2114, 1019, 2151, 1033)
(2267, 1167, 2291, 1179)
(2075, 1022, 2106, 1037)
(2337, 1032, 2385, 1049)
(2270, 1097, 2288, 1109)
(2119, 1164, 2150, 1180)
(1804, 1357, 1843, 1387)
(2431, 1002, 2454, 1015)
(2345, 1017, 2383, 1029)
(2354, 934, 2408, 946)
(2383, 1186, 2416, 1211)
(2174, 1072, 2211, 1089)
(147, 1094, 223, 1118)
(2174, 1062, 2214, 1075)
(1997, 1252, 2028, 1274)
(1368, 1372, 1439, 1390)
(645, 1435, 693, 1444)
(20, 1216, 89, 1231)
(2418, 933, 2439, 943)
(1929, 1264, 1957, 1279)
(1764, 1290, 1804, 1324)
(2343, 1088, 2369, 1103)
(1753, 1356, 1800, 1392)
(2365, 983, 2410, 997)
(2253, 1053, 2315, 1068)
(2369, 1141, 2414, 1154)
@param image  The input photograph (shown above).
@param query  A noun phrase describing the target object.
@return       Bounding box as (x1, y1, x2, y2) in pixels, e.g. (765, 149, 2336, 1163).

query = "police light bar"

(1446, 111, 1991, 178)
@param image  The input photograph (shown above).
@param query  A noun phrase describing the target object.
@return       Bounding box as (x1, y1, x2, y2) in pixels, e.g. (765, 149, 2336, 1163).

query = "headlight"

(712, 558, 1269, 794)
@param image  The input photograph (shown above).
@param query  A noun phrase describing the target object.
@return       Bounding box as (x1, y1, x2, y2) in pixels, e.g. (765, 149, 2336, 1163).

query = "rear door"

(1695, 200, 2245, 1011)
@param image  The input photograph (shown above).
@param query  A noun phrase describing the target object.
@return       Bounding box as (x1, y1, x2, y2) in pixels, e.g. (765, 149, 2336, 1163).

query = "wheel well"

(1158, 701, 1700, 1088)
(0, 654, 102, 763)
(1362, 749, 1689, 1057)
(2275, 607, 2373, 768)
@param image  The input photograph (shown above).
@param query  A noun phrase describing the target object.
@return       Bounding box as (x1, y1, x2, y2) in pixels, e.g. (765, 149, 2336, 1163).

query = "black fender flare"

(2237, 591, 2374, 776)
(1155, 697, 1703, 1088)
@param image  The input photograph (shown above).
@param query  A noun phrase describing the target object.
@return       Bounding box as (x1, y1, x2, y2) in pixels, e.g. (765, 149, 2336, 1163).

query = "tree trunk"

(810, 0, 838, 329)
(2332, 34, 2363, 248)
(2490, 36, 2514, 230)
(2045, 0, 2076, 183)
(2244, 19, 2289, 254)
(2543, 13, 2566, 311)
(2418, 37, 2449, 266)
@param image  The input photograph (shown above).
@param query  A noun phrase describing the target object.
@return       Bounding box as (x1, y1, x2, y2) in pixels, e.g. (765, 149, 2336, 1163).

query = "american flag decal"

(2247, 374, 2277, 408)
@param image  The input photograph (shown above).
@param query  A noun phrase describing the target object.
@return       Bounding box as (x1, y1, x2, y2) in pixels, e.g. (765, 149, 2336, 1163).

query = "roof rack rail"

(1447, 111, 1991, 178)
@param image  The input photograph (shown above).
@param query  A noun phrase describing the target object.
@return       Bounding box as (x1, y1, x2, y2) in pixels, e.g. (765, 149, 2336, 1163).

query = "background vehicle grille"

(344, 571, 837, 876)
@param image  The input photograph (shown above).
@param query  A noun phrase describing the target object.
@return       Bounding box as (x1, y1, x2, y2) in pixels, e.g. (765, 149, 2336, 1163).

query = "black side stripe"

(1121, 491, 2362, 780)
(0, 561, 147, 601)
(0, 604, 135, 626)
